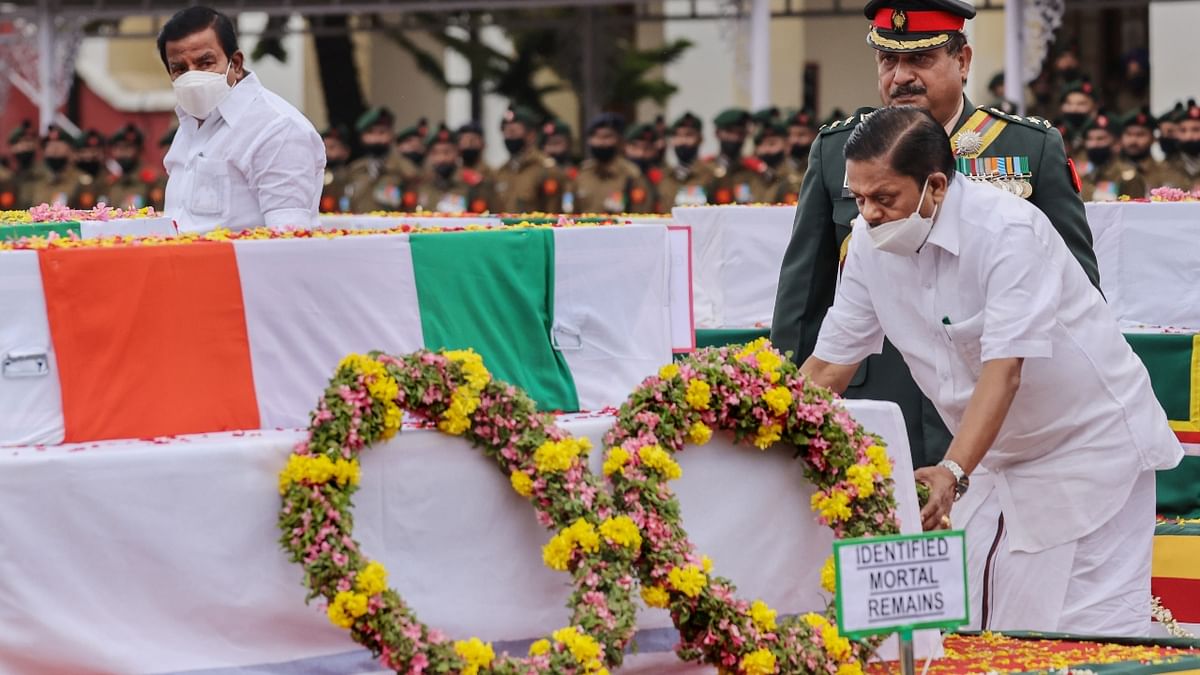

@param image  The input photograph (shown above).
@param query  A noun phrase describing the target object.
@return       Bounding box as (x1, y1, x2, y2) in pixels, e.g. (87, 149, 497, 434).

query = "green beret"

(786, 108, 818, 130)
(587, 112, 625, 136)
(754, 121, 787, 145)
(80, 129, 106, 150)
(321, 124, 351, 143)
(670, 112, 702, 133)
(1083, 112, 1120, 136)
(8, 121, 34, 145)
(540, 118, 572, 141)
(1060, 78, 1096, 103)
(1159, 102, 1186, 125)
(425, 123, 457, 148)
(988, 71, 1005, 91)
(42, 125, 78, 149)
(625, 122, 659, 143)
(109, 124, 144, 147)
(159, 126, 177, 148)
(713, 108, 751, 130)
(501, 106, 539, 129)
(355, 106, 394, 133)
(751, 106, 780, 126)
(396, 121, 423, 142)
(1121, 106, 1156, 132)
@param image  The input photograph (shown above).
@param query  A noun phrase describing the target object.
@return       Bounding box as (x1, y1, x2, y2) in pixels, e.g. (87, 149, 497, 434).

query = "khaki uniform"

(658, 160, 716, 209)
(751, 164, 803, 204)
(28, 166, 86, 208)
(1163, 155, 1200, 191)
(344, 154, 416, 213)
(13, 167, 44, 210)
(494, 148, 563, 214)
(708, 156, 759, 205)
(415, 167, 498, 214)
(1081, 158, 1147, 201)
(1129, 156, 1191, 191)
(103, 168, 157, 211)
(74, 171, 108, 210)
(572, 157, 651, 214)
(778, 156, 808, 204)
(319, 165, 352, 213)
(0, 166, 15, 210)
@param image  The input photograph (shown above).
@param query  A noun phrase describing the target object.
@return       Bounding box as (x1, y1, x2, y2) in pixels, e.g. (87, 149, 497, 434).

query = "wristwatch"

(937, 459, 970, 501)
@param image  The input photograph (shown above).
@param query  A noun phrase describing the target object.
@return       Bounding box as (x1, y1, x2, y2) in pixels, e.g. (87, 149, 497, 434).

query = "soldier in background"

(986, 71, 1018, 114)
(573, 113, 651, 214)
(1080, 112, 1146, 201)
(29, 125, 84, 208)
(623, 123, 664, 212)
(104, 124, 156, 211)
(10, 121, 41, 209)
(751, 122, 798, 204)
(394, 119, 427, 174)
(74, 130, 108, 209)
(658, 112, 714, 209)
(1058, 79, 1097, 167)
(1165, 99, 1200, 190)
(346, 107, 415, 213)
(456, 121, 492, 182)
(416, 124, 496, 214)
(319, 125, 352, 213)
(782, 109, 818, 202)
(1158, 103, 1185, 162)
(494, 106, 562, 213)
(1120, 107, 1189, 190)
(148, 127, 175, 211)
(708, 108, 758, 204)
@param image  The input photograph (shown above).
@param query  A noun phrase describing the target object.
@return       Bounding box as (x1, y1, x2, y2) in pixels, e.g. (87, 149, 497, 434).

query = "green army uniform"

(573, 157, 651, 214)
(658, 112, 716, 209)
(1079, 113, 1147, 201)
(709, 109, 759, 205)
(10, 122, 42, 209)
(345, 108, 417, 213)
(319, 126, 353, 213)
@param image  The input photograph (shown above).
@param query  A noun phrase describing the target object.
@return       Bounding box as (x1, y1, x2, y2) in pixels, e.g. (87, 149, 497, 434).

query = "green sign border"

(833, 530, 970, 640)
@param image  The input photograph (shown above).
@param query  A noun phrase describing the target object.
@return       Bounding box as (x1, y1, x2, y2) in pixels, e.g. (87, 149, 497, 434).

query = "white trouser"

(955, 468, 1155, 636)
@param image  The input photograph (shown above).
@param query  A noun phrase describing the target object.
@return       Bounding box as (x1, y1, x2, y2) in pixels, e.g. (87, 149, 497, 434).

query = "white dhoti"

(954, 469, 1156, 636)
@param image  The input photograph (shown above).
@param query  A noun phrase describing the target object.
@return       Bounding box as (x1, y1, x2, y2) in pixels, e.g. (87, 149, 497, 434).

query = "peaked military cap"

(587, 112, 626, 136)
(109, 124, 144, 147)
(864, 0, 976, 53)
(1122, 106, 1156, 132)
(670, 111, 703, 133)
(355, 106, 395, 133)
(625, 122, 659, 143)
(713, 108, 751, 130)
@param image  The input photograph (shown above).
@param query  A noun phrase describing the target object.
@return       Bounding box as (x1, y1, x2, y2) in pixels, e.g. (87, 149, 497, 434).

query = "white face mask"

(866, 176, 939, 256)
(173, 60, 233, 121)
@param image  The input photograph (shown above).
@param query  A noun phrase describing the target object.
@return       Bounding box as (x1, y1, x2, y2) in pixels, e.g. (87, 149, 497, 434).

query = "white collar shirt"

(814, 176, 1182, 553)
(164, 71, 325, 233)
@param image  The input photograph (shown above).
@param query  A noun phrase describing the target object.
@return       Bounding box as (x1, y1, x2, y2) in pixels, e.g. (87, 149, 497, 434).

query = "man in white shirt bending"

(801, 106, 1182, 635)
(159, 6, 324, 233)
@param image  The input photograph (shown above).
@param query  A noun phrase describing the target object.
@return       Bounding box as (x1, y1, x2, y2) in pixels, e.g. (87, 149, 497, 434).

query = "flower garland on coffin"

(602, 339, 901, 675)
(0, 203, 159, 224)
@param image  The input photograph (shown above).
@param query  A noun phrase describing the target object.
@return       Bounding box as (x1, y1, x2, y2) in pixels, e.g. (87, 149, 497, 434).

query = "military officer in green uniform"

(29, 125, 85, 208)
(624, 122, 665, 212)
(709, 109, 759, 205)
(573, 113, 653, 214)
(1165, 99, 1200, 191)
(103, 124, 156, 211)
(1079, 112, 1146, 201)
(416, 124, 497, 214)
(345, 106, 417, 213)
(771, 0, 1100, 468)
(319, 125, 352, 213)
(659, 112, 715, 209)
(782, 109, 818, 203)
(1119, 107, 1189, 191)
(9, 121, 42, 209)
(494, 106, 563, 214)
(750, 121, 799, 204)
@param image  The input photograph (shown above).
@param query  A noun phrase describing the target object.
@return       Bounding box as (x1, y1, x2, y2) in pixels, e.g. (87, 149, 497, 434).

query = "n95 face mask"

(866, 176, 938, 256)
(174, 61, 233, 121)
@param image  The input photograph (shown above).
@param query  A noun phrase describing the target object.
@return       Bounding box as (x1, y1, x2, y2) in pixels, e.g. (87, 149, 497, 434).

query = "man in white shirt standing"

(159, 7, 324, 233)
(801, 106, 1182, 636)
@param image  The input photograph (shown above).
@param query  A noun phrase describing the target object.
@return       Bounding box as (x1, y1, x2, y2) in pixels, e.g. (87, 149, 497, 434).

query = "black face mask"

(1122, 147, 1151, 163)
(631, 157, 653, 173)
(1181, 140, 1200, 156)
(14, 150, 34, 171)
(674, 144, 698, 166)
(362, 142, 390, 158)
(402, 151, 425, 166)
(551, 152, 572, 167)
(720, 140, 743, 160)
(504, 137, 526, 156)
(433, 162, 456, 179)
(1160, 137, 1180, 156)
(1057, 67, 1081, 82)
(117, 157, 139, 174)
(1062, 112, 1089, 127)
(789, 143, 811, 161)
(45, 157, 68, 173)
(589, 144, 616, 163)
(77, 160, 101, 177)
(758, 151, 784, 168)
(460, 148, 482, 167)
(1085, 146, 1113, 166)
(326, 157, 347, 170)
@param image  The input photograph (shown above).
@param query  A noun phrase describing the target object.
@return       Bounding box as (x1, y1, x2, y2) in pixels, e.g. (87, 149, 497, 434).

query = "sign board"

(833, 531, 968, 639)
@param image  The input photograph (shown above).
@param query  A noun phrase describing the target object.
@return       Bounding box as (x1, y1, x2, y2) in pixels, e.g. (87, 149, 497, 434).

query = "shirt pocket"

(189, 156, 231, 217)
(943, 310, 985, 379)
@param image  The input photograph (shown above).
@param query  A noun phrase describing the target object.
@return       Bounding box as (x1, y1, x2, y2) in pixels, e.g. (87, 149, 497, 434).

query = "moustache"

(890, 85, 928, 98)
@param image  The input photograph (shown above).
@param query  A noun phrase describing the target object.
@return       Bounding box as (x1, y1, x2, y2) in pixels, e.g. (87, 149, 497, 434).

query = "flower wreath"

(601, 339, 901, 675)
(278, 349, 642, 674)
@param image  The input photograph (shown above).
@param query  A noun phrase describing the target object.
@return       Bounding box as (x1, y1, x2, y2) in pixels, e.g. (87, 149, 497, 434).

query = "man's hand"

(914, 465, 957, 531)
(799, 356, 861, 395)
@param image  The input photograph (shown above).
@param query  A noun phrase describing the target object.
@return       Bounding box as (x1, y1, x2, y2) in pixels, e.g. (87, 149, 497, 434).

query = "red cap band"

(872, 9, 966, 33)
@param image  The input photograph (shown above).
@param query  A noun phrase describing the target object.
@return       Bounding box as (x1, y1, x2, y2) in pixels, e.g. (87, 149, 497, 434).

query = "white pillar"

(1003, 0, 1025, 115)
(749, 0, 770, 110)
(36, 0, 55, 134)
(1149, 1, 1200, 113)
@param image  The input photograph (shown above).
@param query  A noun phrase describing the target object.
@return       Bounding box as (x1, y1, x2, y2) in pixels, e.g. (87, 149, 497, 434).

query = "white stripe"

(0, 251, 64, 446)
(1182, 442, 1200, 456)
(552, 226, 673, 410)
(235, 235, 425, 428)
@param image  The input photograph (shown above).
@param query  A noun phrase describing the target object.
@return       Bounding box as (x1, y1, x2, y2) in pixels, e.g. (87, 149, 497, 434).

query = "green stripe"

(0, 221, 81, 241)
(695, 328, 770, 350)
(1158, 455, 1200, 519)
(409, 229, 579, 412)
(1156, 519, 1200, 536)
(1125, 333, 1193, 421)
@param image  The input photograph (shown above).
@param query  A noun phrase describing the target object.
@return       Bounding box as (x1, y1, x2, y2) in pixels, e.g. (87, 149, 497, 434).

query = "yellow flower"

(821, 555, 837, 593)
(638, 444, 683, 480)
(668, 564, 707, 598)
(552, 626, 601, 665)
(763, 386, 793, 415)
(366, 372, 399, 405)
(599, 516, 643, 550)
(846, 464, 876, 498)
(756, 349, 783, 377)
(381, 402, 402, 440)
(454, 637, 495, 675)
(688, 420, 713, 445)
(837, 663, 865, 675)
(566, 518, 600, 554)
(641, 585, 670, 608)
(355, 561, 388, 596)
(867, 444, 893, 478)
(822, 625, 851, 661)
(750, 599, 778, 632)
(685, 379, 712, 410)
(529, 638, 551, 656)
(753, 423, 782, 450)
(659, 363, 680, 380)
(812, 490, 853, 522)
(735, 337, 769, 360)
(445, 349, 492, 391)
(326, 590, 369, 629)
(802, 612, 829, 628)
(701, 555, 714, 573)
(542, 532, 574, 571)
(534, 439, 575, 474)
(510, 470, 534, 497)
(602, 447, 630, 476)
(278, 455, 360, 494)
(437, 408, 471, 435)
(740, 648, 778, 675)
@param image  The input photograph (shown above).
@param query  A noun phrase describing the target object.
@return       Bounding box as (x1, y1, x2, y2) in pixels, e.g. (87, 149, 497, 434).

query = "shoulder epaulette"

(819, 107, 877, 135)
(978, 106, 1055, 132)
